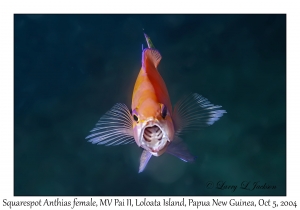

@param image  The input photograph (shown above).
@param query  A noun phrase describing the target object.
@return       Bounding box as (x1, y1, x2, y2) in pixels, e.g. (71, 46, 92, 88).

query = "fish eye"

(132, 109, 139, 122)
(161, 104, 167, 119)
(133, 114, 139, 122)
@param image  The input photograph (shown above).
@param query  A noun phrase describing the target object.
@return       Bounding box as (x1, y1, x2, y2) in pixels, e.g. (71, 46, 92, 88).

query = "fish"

(86, 33, 226, 173)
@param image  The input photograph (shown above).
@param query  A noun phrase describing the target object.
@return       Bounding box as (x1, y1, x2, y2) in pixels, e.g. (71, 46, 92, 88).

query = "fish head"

(132, 99, 174, 156)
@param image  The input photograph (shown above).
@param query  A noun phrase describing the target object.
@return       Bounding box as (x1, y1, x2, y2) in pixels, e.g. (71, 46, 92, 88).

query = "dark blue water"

(14, 14, 286, 195)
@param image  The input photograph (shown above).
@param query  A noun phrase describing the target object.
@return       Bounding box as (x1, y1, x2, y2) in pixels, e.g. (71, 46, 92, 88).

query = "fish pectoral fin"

(85, 103, 135, 146)
(172, 93, 226, 136)
(139, 150, 152, 173)
(166, 136, 196, 162)
(143, 48, 162, 69)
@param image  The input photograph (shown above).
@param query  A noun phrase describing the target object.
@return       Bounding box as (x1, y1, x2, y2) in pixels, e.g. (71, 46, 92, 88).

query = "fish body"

(86, 33, 226, 173)
(131, 47, 174, 157)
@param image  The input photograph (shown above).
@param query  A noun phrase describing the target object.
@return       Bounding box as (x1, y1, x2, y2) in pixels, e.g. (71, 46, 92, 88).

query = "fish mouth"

(143, 125, 163, 142)
(140, 123, 169, 156)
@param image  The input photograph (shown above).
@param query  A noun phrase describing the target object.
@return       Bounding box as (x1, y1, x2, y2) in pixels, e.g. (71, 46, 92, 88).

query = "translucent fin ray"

(144, 33, 155, 49)
(172, 93, 226, 136)
(139, 150, 152, 173)
(166, 136, 196, 162)
(85, 103, 135, 146)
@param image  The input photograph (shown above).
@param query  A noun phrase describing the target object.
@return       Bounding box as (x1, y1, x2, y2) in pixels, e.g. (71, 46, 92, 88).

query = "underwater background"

(14, 14, 286, 196)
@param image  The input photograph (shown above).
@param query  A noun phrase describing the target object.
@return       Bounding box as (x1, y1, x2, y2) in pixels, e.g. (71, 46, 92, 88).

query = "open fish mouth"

(140, 124, 169, 155)
(143, 125, 163, 142)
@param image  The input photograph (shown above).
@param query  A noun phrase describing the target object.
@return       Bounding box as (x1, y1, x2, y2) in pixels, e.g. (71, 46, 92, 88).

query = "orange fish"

(86, 33, 226, 172)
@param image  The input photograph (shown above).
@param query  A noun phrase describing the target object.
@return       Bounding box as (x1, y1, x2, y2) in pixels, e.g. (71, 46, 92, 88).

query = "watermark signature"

(206, 181, 276, 192)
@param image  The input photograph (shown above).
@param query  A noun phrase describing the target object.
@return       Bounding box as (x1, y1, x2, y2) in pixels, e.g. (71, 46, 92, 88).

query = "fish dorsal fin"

(143, 48, 162, 69)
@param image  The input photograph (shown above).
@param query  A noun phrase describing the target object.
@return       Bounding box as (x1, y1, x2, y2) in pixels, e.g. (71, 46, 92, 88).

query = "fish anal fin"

(139, 150, 152, 173)
(143, 48, 162, 69)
